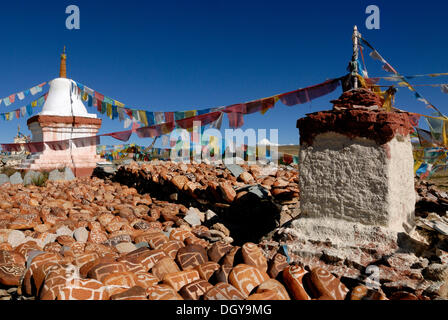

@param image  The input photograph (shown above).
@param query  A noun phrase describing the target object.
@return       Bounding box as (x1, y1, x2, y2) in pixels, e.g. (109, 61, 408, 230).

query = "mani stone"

(282, 265, 311, 300)
(208, 241, 233, 263)
(306, 267, 349, 300)
(179, 279, 213, 300)
(203, 282, 245, 300)
(116, 242, 137, 254)
(195, 262, 220, 281)
(183, 210, 201, 227)
(241, 242, 268, 272)
(176, 244, 208, 270)
(257, 279, 291, 300)
(23, 171, 41, 186)
(110, 286, 147, 300)
(268, 253, 289, 279)
(48, 170, 64, 181)
(64, 167, 75, 181)
(0, 174, 9, 185)
(160, 240, 185, 260)
(163, 269, 200, 292)
(152, 257, 181, 280)
(147, 284, 183, 300)
(7, 230, 25, 248)
(57, 279, 108, 300)
(73, 227, 89, 243)
(9, 172, 23, 185)
(293, 93, 416, 249)
(228, 264, 270, 297)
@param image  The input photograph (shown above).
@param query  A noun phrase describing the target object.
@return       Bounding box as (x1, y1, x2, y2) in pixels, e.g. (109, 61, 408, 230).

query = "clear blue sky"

(1, 0, 447, 148)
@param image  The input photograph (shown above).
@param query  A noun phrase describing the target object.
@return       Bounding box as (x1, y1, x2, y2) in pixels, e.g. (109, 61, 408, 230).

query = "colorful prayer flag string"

(0, 82, 47, 108)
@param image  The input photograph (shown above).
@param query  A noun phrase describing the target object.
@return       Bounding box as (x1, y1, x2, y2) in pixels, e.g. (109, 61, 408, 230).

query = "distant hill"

(277, 145, 299, 156)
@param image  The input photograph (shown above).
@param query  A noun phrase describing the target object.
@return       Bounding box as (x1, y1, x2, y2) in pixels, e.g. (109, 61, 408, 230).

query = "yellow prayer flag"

(107, 104, 112, 119)
(138, 110, 148, 126)
(31, 100, 37, 107)
(443, 120, 448, 147)
(184, 110, 197, 118)
(414, 161, 423, 175)
(115, 101, 125, 108)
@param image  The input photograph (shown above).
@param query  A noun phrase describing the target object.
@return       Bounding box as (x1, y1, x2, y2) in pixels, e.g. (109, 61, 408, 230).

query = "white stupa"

(40, 77, 97, 118)
(19, 48, 103, 177)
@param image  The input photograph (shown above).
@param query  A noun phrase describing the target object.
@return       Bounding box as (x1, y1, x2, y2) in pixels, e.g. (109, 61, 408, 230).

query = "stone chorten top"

(40, 48, 97, 119)
(296, 88, 413, 146)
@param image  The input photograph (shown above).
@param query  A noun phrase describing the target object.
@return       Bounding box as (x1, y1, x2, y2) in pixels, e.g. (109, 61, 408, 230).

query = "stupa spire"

(59, 46, 67, 78)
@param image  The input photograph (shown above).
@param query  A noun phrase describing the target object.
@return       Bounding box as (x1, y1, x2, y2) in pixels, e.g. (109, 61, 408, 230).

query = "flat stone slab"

(9, 172, 23, 185)
(0, 174, 10, 186)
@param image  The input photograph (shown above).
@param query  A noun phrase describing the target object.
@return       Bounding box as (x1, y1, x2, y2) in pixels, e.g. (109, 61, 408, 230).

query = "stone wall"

(299, 131, 414, 232)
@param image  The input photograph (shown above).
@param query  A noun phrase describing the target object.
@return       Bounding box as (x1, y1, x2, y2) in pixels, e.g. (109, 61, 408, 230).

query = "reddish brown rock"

(268, 253, 289, 279)
(44, 242, 62, 254)
(212, 265, 233, 284)
(110, 286, 147, 300)
(56, 235, 75, 246)
(195, 261, 220, 281)
(101, 271, 137, 288)
(222, 246, 240, 267)
(68, 242, 86, 255)
(241, 242, 268, 272)
(171, 175, 190, 191)
(79, 257, 115, 278)
(0, 250, 26, 266)
(219, 182, 236, 203)
(257, 279, 291, 300)
(33, 262, 66, 296)
(176, 244, 208, 270)
(104, 233, 132, 247)
(163, 269, 201, 292)
(14, 241, 42, 259)
(247, 290, 279, 300)
(228, 264, 270, 297)
(23, 252, 64, 296)
(87, 262, 127, 282)
(0, 243, 13, 251)
(147, 284, 184, 300)
(179, 279, 213, 300)
(135, 272, 159, 289)
(56, 278, 109, 300)
(135, 232, 169, 250)
(73, 252, 99, 270)
(119, 248, 167, 272)
(152, 257, 181, 280)
(282, 265, 311, 300)
(160, 240, 185, 259)
(0, 263, 26, 286)
(208, 241, 233, 263)
(184, 236, 209, 248)
(40, 267, 70, 300)
(297, 107, 413, 147)
(203, 282, 245, 300)
(169, 229, 194, 242)
(349, 285, 388, 300)
(307, 267, 349, 300)
(88, 228, 108, 244)
(121, 260, 146, 274)
(238, 172, 255, 184)
(84, 243, 118, 258)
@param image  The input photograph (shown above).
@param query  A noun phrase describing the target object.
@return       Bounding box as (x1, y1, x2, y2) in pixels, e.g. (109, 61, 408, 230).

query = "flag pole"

(352, 25, 360, 89)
